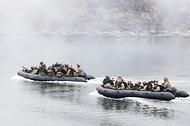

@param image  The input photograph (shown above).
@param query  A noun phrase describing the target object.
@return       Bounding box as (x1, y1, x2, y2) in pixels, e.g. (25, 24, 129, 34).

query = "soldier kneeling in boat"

(162, 77, 171, 91)
(102, 75, 116, 89)
(65, 64, 77, 77)
(22, 66, 32, 73)
(76, 64, 84, 74)
(31, 66, 39, 74)
(152, 80, 161, 91)
(56, 64, 67, 77)
(47, 64, 56, 76)
(133, 81, 141, 90)
(127, 80, 133, 89)
(38, 62, 47, 76)
(115, 76, 129, 90)
(39, 61, 47, 69)
(140, 81, 153, 91)
(139, 81, 148, 91)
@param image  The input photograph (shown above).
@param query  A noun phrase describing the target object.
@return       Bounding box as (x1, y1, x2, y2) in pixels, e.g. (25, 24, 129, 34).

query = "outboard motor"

(166, 87, 177, 96)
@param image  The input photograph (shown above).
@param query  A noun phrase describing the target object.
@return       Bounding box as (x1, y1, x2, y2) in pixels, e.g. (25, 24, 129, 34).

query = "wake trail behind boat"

(89, 90, 103, 97)
(11, 75, 33, 81)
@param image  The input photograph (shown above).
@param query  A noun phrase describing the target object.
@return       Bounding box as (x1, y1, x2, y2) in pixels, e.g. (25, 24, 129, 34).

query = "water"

(1, 35, 190, 126)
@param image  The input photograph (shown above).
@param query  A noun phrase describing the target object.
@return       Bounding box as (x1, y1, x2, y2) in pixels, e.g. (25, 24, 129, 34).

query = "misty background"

(1, 1, 190, 126)
(0, 0, 190, 36)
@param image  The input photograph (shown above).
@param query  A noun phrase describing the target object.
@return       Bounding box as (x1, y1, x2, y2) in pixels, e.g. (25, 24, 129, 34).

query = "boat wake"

(87, 77, 103, 85)
(89, 90, 103, 97)
(11, 75, 33, 81)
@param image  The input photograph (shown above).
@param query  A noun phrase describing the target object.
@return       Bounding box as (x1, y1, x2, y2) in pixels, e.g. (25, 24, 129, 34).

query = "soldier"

(47, 65, 56, 76)
(65, 64, 77, 77)
(31, 66, 39, 74)
(22, 66, 31, 73)
(127, 80, 133, 89)
(162, 77, 171, 91)
(53, 62, 60, 73)
(115, 76, 128, 90)
(39, 61, 47, 69)
(118, 82, 129, 90)
(38, 61, 47, 75)
(102, 75, 115, 89)
(115, 76, 124, 88)
(56, 64, 67, 77)
(152, 81, 161, 91)
(146, 81, 153, 91)
(133, 81, 140, 90)
(140, 81, 148, 91)
(76, 64, 84, 74)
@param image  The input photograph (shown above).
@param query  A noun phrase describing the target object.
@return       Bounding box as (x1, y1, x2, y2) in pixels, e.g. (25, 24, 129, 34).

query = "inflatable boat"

(96, 86, 189, 101)
(17, 70, 95, 82)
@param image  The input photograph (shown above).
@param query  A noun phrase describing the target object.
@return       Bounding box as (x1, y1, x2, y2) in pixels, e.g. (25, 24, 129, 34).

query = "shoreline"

(1, 31, 190, 37)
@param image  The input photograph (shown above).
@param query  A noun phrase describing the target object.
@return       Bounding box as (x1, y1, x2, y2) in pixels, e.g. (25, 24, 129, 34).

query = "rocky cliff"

(0, 0, 190, 36)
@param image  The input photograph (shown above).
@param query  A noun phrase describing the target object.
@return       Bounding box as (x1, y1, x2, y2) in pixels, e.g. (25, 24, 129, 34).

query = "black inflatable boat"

(17, 71, 95, 82)
(96, 86, 189, 101)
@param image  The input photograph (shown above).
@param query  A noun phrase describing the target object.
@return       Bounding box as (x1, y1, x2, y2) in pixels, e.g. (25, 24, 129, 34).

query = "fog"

(1, 0, 190, 79)
(0, 0, 86, 34)
(0, 0, 190, 35)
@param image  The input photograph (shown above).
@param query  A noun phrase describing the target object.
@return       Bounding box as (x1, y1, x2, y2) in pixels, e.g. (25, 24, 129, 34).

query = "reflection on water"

(133, 101, 174, 118)
(19, 81, 84, 103)
(98, 98, 174, 119)
(98, 98, 134, 110)
(5, 35, 190, 126)
(20, 80, 175, 119)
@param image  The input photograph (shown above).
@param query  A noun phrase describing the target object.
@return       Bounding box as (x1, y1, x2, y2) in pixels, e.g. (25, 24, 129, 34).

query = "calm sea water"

(0, 35, 190, 126)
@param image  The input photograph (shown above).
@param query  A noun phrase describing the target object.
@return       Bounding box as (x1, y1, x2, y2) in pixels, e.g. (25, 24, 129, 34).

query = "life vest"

(47, 69, 54, 76)
(147, 81, 153, 91)
(118, 81, 127, 89)
(159, 85, 165, 92)
(70, 68, 77, 76)
(128, 83, 134, 89)
(57, 66, 67, 75)
(47, 66, 56, 74)
(38, 66, 47, 75)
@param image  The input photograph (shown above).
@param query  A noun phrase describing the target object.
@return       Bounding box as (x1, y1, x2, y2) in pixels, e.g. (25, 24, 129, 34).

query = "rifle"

(70, 61, 73, 68)
(22, 66, 27, 70)
(22, 66, 30, 73)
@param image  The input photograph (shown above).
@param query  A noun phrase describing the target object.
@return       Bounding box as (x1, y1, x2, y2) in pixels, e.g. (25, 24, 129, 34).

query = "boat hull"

(17, 71, 88, 82)
(96, 86, 176, 101)
(176, 90, 189, 97)
(78, 72, 95, 80)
